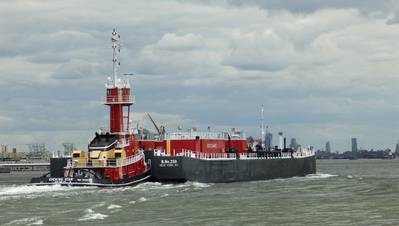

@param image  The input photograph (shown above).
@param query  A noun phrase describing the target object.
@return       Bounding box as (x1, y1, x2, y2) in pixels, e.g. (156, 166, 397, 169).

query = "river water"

(1, 159, 399, 225)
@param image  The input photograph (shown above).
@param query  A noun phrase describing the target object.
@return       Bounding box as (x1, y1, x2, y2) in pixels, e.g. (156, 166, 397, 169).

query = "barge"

(143, 131, 315, 183)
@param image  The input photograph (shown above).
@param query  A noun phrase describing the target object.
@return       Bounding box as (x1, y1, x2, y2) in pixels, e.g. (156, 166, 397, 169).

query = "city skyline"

(1, 1, 399, 151)
(0, 131, 397, 154)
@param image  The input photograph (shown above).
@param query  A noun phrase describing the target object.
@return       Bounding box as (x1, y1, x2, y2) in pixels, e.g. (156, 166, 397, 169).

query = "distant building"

(351, 138, 358, 157)
(264, 133, 273, 150)
(26, 143, 50, 160)
(62, 143, 75, 157)
(395, 140, 399, 158)
(325, 141, 331, 153)
(290, 138, 298, 150)
(0, 145, 29, 161)
(1, 145, 7, 160)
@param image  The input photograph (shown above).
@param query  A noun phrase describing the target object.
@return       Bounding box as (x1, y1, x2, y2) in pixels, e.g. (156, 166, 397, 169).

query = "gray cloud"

(1, 0, 399, 151)
(226, 0, 393, 14)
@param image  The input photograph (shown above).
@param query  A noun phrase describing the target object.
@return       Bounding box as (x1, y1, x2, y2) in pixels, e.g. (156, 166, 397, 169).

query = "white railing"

(163, 149, 314, 161)
(292, 148, 314, 158)
(103, 95, 135, 104)
(175, 150, 236, 159)
(67, 151, 144, 168)
(164, 131, 229, 140)
(116, 151, 144, 167)
(106, 77, 131, 89)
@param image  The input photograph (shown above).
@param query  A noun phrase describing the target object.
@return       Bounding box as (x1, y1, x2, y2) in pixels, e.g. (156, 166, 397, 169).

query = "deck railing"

(67, 151, 144, 168)
(164, 131, 246, 140)
(164, 132, 229, 140)
(103, 95, 135, 104)
(156, 149, 314, 160)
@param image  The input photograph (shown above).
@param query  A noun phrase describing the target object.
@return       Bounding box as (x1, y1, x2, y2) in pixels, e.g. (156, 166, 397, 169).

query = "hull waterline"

(31, 168, 151, 188)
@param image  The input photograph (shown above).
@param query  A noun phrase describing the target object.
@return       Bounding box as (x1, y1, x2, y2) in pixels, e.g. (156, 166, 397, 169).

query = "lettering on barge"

(159, 159, 179, 167)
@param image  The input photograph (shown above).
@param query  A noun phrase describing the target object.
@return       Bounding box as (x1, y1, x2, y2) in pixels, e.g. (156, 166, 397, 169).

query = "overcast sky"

(1, 0, 399, 152)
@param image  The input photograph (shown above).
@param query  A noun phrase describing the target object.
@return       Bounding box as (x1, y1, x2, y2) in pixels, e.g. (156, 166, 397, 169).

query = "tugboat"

(31, 29, 150, 187)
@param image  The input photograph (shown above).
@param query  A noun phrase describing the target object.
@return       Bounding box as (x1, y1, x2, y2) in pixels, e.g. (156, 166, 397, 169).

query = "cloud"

(133, 112, 196, 132)
(52, 59, 94, 80)
(225, 0, 394, 15)
(1, 0, 399, 151)
(0, 115, 13, 126)
(155, 33, 204, 51)
(223, 29, 294, 71)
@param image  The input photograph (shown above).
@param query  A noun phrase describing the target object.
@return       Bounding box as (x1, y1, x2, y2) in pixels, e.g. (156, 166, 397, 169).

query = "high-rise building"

(325, 141, 331, 153)
(290, 138, 298, 149)
(351, 138, 358, 157)
(395, 140, 399, 158)
(278, 132, 284, 150)
(264, 133, 273, 150)
(1, 145, 7, 160)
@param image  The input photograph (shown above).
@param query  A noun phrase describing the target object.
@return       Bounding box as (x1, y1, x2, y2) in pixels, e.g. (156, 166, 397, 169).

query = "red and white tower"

(105, 29, 133, 146)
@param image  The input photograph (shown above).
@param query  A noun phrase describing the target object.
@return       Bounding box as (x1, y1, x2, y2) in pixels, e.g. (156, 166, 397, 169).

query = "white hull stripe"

(32, 175, 151, 187)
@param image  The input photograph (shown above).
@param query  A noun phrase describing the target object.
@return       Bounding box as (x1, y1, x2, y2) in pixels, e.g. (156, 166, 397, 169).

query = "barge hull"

(149, 155, 316, 183)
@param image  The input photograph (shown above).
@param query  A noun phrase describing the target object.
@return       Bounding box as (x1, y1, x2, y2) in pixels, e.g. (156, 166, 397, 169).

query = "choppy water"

(1, 159, 399, 225)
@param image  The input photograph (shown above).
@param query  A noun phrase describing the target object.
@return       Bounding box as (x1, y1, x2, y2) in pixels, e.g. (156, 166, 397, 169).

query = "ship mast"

(105, 29, 133, 147)
(111, 28, 120, 87)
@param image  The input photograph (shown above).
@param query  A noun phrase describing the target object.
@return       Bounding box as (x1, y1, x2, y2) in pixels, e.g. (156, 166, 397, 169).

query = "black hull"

(148, 154, 316, 183)
(0, 167, 11, 173)
(30, 168, 151, 187)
